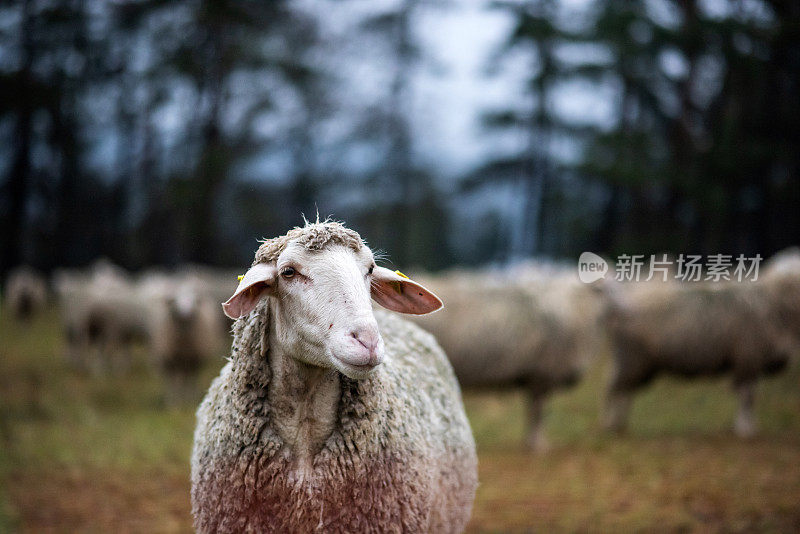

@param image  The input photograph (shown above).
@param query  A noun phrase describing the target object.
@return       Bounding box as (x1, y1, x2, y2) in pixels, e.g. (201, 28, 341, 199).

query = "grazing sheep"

(142, 273, 225, 405)
(762, 247, 800, 352)
(4, 266, 47, 322)
(600, 276, 793, 437)
(411, 266, 603, 451)
(174, 264, 239, 336)
(191, 221, 477, 533)
(54, 261, 149, 374)
(509, 262, 607, 381)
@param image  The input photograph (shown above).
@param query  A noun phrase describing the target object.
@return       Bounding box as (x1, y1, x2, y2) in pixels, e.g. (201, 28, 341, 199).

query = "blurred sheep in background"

(761, 247, 800, 352)
(412, 263, 605, 451)
(53, 260, 149, 375)
(173, 264, 240, 334)
(4, 266, 48, 322)
(600, 249, 800, 437)
(53, 260, 229, 403)
(140, 271, 227, 405)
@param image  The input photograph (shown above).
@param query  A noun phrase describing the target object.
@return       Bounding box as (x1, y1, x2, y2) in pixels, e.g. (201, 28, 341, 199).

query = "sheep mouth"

(331, 355, 381, 374)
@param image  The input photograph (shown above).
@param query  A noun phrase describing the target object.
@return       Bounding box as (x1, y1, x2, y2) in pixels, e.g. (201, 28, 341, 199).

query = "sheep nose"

(349, 326, 383, 365)
(350, 328, 379, 352)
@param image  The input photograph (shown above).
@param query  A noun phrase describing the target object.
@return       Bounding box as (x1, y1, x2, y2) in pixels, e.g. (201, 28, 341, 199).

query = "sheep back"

(413, 274, 585, 392)
(606, 283, 790, 390)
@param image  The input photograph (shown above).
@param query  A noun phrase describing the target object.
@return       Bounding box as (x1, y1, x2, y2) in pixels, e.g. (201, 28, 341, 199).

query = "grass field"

(2, 307, 799, 532)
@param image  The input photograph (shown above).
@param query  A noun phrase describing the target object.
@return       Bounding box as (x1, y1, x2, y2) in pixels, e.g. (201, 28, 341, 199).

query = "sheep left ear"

(222, 263, 278, 319)
(371, 266, 443, 315)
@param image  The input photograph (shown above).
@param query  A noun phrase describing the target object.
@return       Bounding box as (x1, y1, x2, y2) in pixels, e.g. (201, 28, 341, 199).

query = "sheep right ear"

(222, 263, 278, 319)
(371, 266, 443, 315)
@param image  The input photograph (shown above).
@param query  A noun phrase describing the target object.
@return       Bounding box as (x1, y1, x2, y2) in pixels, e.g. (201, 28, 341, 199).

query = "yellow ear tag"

(237, 274, 244, 282)
(394, 270, 409, 279)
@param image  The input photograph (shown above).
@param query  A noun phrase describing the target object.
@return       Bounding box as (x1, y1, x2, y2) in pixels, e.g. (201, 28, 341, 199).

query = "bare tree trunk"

(2, 0, 34, 277)
(189, 23, 226, 265)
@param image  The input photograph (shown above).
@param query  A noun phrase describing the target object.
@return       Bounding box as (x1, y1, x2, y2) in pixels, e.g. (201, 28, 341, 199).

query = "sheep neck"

(267, 333, 341, 475)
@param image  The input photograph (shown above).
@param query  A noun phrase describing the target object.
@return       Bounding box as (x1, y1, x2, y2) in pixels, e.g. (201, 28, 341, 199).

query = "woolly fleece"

(191, 222, 477, 533)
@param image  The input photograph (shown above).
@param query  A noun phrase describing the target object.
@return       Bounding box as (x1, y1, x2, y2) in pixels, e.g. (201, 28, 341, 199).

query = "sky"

(304, 0, 618, 183)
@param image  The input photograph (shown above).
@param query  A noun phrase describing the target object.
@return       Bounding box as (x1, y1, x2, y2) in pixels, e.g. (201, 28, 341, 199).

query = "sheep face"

(167, 289, 199, 326)
(223, 240, 442, 380)
(273, 242, 384, 379)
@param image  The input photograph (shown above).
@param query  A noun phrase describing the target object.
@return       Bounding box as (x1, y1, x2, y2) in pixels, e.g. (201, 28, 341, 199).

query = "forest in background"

(1, 0, 799, 278)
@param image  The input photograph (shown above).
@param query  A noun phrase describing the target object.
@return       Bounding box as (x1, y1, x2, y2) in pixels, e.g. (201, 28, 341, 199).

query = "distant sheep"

(761, 247, 800, 351)
(4, 266, 47, 322)
(191, 221, 477, 532)
(54, 261, 149, 374)
(175, 265, 240, 309)
(412, 263, 605, 451)
(600, 271, 795, 437)
(141, 272, 225, 405)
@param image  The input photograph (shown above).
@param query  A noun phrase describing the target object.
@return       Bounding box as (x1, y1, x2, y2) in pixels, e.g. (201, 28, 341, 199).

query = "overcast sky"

(303, 0, 617, 183)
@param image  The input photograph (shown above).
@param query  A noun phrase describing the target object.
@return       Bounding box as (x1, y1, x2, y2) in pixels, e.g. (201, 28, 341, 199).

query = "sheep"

(175, 264, 240, 310)
(140, 272, 226, 405)
(54, 261, 149, 374)
(761, 247, 800, 352)
(174, 264, 240, 336)
(4, 266, 48, 322)
(191, 221, 477, 533)
(764, 247, 800, 276)
(508, 261, 606, 377)
(600, 274, 794, 437)
(411, 264, 604, 451)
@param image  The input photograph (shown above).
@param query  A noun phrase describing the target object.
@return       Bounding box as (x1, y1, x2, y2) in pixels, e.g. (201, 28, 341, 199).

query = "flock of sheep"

(414, 248, 800, 448)
(3, 221, 799, 532)
(5, 259, 237, 404)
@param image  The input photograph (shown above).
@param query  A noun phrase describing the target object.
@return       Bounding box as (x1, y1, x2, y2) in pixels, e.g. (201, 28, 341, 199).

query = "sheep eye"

(281, 267, 296, 279)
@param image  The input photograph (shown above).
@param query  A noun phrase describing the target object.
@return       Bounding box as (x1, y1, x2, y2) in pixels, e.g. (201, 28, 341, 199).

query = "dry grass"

(1, 306, 799, 532)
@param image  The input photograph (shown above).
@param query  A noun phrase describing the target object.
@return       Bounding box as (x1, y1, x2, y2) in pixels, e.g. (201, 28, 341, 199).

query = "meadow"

(1, 307, 799, 532)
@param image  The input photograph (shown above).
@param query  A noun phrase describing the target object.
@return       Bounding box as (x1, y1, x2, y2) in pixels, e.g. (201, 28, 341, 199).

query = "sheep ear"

(222, 263, 278, 319)
(371, 266, 443, 315)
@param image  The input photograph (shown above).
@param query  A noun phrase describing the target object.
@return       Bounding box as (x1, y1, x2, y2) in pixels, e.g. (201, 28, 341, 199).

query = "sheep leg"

(112, 341, 132, 376)
(66, 325, 88, 372)
(524, 392, 550, 452)
(734, 381, 757, 438)
(63, 326, 81, 369)
(164, 372, 181, 408)
(177, 372, 194, 405)
(602, 352, 648, 433)
(165, 371, 194, 407)
(602, 390, 632, 433)
(99, 332, 118, 376)
(183, 371, 200, 404)
(89, 335, 107, 377)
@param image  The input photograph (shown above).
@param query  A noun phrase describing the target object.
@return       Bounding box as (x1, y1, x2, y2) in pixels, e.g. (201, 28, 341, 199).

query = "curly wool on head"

(253, 221, 365, 265)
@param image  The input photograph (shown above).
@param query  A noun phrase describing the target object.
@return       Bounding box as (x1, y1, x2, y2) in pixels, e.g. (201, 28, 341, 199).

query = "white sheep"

(600, 273, 795, 437)
(4, 266, 48, 322)
(141, 272, 226, 405)
(54, 261, 149, 374)
(412, 264, 604, 451)
(173, 264, 240, 337)
(191, 221, 477, 533)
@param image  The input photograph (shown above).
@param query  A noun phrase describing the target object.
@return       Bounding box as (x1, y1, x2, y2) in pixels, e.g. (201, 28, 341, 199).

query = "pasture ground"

(1, 307, 799, 532)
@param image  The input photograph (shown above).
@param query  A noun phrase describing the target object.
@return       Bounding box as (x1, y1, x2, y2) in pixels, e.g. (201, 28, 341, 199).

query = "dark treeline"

(1, 0, 798, 279)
